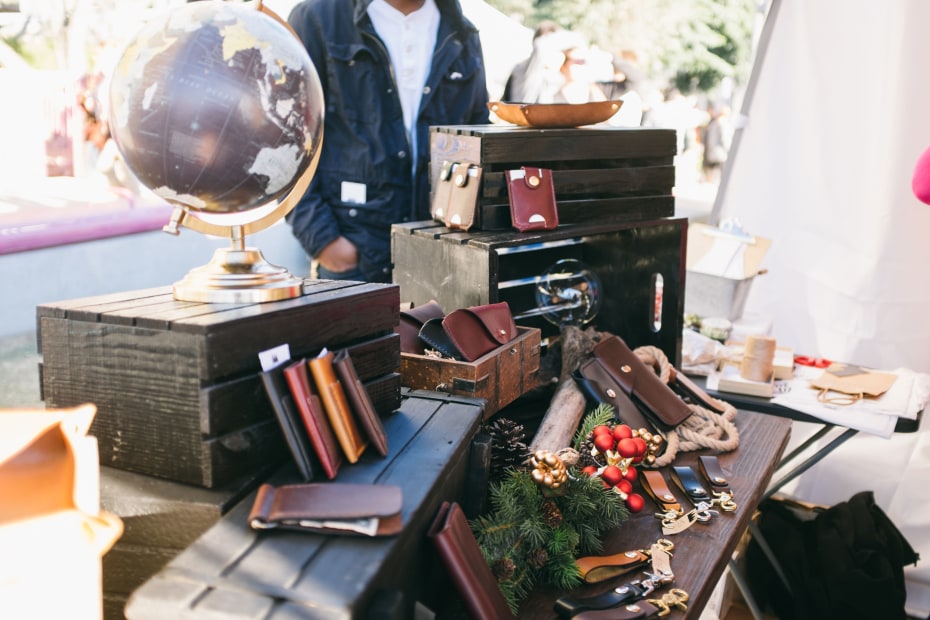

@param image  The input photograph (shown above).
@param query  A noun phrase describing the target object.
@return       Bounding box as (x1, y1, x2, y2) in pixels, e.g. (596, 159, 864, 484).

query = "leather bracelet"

(639, 469, 682, 517)
(698, 455, 732, 496)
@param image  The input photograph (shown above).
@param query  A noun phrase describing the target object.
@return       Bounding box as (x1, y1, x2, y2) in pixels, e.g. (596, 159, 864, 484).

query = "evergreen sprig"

(572, 403, 616, 451)
(471, 463, 629, 613)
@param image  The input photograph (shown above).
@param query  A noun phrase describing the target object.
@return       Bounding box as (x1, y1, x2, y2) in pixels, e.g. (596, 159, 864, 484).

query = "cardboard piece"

(687, 222, 771, 280)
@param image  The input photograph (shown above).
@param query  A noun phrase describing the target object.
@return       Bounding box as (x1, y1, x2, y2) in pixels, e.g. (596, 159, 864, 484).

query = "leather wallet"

(333, 348, 388, 457)
(260, 361, 317, 481)
(427, 501, 515, 619)
(506, 166, 559, 232)
(283, 358, 342, 480)
(395, 300, 445, 354)
(418, 316, 463, 359)
(444, 162, 482, 231)
(430, 160, 455, 223)
(249, 482, 403, 537)
(590, 335, 693, 430)
(308, 349, 367, 463)
(441, 301, 518, 362)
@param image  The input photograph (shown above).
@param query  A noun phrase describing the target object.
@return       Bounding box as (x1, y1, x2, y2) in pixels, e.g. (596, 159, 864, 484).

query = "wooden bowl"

(487, 100, 623, 129)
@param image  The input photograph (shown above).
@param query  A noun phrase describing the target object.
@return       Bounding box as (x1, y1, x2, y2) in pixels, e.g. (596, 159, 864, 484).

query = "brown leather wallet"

(444, 162, 482, 231)
(591, 335, 693, 429)
(395, 300, 445, 354)
(507, 166, 558, 232)
(283, 358, 342, 480)
(249, 482, 402, 536)
(427, 501, 515, 619)
(308, 349, 367, 464)
(333, 348, 388, 457)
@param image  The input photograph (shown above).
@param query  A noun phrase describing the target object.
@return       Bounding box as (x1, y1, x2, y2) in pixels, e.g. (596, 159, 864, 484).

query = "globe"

(108, 0, 324, 215)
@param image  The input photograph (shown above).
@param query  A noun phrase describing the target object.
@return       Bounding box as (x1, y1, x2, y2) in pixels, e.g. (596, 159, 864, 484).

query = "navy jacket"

(287, 0, 490, 282)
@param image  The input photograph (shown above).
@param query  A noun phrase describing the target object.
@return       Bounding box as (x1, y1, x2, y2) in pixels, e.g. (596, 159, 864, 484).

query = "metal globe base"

(173, 247, 305, 303)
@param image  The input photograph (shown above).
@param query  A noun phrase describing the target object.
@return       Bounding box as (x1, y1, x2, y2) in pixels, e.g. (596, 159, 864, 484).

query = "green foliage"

(472, 465, 629, 613)
(572, 403, 615, 450)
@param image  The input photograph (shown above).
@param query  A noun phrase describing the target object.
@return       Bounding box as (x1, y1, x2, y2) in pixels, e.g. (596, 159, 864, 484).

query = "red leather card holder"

(507, 166, 558, 232)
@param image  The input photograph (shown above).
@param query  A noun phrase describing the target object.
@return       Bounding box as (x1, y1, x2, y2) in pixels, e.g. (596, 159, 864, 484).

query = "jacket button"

(422, 85, 431, 95)
(397, 150, 407, 159)
(348, 208, 358, 217)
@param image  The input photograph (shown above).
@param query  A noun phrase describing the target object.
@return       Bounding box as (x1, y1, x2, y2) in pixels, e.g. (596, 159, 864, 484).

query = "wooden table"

(516, 409, 792, 619)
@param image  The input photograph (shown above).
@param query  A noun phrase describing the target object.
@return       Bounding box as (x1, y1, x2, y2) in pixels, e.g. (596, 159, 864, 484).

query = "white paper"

(258, 344, 291, 371)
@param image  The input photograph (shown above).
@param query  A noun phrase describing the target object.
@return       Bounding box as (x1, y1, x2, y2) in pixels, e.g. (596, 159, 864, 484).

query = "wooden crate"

(392, 218, 687, 367)
(125, 389, 485, 620)
(429, 125, 676, 231)
(37, 280, 402, 488)
(400, 326, 541, 418)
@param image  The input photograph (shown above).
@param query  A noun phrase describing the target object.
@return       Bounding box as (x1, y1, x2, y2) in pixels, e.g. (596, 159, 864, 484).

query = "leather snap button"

(528, 175, 540, 187)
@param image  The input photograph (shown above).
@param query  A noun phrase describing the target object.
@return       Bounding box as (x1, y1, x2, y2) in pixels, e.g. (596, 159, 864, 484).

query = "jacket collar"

(353, 0, 475, 35)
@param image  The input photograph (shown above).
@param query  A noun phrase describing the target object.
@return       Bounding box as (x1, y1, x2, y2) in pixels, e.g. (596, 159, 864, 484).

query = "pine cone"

(492, 557, 516, 582)
(487, 418, 530, 476)
(526, 547, 549, 570)
(541, 498, 563, 529)
(575, 434, 599, 470)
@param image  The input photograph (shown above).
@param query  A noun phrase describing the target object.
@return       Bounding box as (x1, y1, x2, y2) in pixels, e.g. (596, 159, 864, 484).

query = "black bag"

(745, 491, 919, 620)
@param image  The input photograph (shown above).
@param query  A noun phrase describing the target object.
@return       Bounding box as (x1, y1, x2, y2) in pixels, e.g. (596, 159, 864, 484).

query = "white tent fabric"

(715, 1, 930, 614)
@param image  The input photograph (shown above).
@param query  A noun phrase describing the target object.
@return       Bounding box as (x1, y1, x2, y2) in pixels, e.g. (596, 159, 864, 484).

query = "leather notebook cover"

(507, 167, 559, 232)
(592, 335, 693, 429)
(283, 358, 343, 480)
(260, 361, 317, 481)
(249, 482, 403, 536)
(441, 301, 518, 362)
(427, 501, 515, 619)
(333, 348, 388, 457)
(444, 162, 482, 231)
(308, 349, 367, 464)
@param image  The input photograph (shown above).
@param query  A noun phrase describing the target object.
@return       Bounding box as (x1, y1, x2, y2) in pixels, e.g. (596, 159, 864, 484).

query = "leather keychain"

(698, 455, 738, 511)
(575, 539, 674, 584)
(639, 469, 695, 535)
(572, 590, 690, 620)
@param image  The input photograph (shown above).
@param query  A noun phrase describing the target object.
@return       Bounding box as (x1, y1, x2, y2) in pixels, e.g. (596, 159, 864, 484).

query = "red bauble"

(615, 478, 633, 495)
(601, 465, 623, 486)
(622, 466, 638, 482)
(582, 465, 598, 476)
(631, 437, 647, 456)
(617, 437, 639, 458)
(612, 424, 633, 442)
(594, 433, 615, 454)
(593, 425, 612, 436)
(625, 493, 645, 513)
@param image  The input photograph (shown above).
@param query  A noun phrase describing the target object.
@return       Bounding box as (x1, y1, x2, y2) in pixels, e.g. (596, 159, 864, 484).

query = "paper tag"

(258, 344, 291, 371)
(341, 181, 367, 204)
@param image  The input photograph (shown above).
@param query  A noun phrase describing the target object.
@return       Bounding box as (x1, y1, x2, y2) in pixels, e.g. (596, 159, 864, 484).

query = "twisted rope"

(633, 345, 739, 468)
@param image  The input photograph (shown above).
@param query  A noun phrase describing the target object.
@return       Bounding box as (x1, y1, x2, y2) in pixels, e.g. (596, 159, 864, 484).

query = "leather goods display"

(589, 335, 693, 430)
(441, 301, 518, 362)
(333, 348, 388, 457)
(427, 501, 515, 620)
(309, 349, 367, 464)
(261, 360, 318, 481)
(430, 160, 455, 223)
(444, 162, 482, 231)
(395, 300, 445, 354)
(283, 358, 343, 480)
(249, 482, 403, 537)
(506, 166, 559, 232)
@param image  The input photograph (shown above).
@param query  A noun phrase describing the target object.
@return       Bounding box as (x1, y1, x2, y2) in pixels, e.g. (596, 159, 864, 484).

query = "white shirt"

(367, 0, 440, 161)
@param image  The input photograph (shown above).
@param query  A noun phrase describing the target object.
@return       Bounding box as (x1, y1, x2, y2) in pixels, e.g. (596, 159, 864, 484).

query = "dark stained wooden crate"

(37, 280, 402, 488)
(392, 218, 687, 367)
(125, 389, 485, 620)
(429, 125, 676, 231)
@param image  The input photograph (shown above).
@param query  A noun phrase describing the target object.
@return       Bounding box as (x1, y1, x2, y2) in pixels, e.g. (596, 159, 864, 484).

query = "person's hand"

(317, 236, 358, 272)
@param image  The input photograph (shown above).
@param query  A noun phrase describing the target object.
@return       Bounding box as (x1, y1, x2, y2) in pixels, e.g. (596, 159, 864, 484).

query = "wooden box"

(392, 218, 687, 367)
(37, 280, 402, 488)
(125, 389, 485, 620)
(430, 125, 676, 231)
(400, 326, 541, 418)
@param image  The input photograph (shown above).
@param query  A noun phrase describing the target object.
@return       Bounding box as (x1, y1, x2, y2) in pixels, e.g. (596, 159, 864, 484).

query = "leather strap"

(639, 469, 682, 516)
(669, 367, 727, 413)
(572, 601, 662, 620)
(575, 549, 650, 584)
(672, 466, 712, 505)
(698, 455, 732, 496)
(554, 580, 654, 618)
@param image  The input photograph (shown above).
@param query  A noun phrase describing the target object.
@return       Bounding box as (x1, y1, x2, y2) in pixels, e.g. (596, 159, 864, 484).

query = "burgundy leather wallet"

(333, 348, 388, 457)
(441, 301, 518, 362)
(427, 501, 515, 619)
(507, 166, 559, 232)
(249, 482, 403, 537)
(591, 335, 693, 429)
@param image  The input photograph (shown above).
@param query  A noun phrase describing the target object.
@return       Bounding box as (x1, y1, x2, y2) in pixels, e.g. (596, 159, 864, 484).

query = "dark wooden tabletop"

(516, 409, 792, 619)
